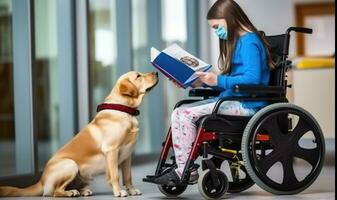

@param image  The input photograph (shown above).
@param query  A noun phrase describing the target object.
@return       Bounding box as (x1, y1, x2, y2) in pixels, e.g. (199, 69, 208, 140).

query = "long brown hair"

(207, 0, 275, 74)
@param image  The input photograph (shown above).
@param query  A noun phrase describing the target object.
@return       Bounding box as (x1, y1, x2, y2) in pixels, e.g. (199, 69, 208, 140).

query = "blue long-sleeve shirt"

(211, 32, 271, 110)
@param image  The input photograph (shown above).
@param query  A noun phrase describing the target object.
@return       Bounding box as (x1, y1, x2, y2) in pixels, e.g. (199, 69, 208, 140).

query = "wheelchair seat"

(196, 114, 251, 134)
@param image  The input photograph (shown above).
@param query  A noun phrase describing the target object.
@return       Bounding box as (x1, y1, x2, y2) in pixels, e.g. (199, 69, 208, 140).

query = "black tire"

(241, 103, 325, 195)
(157, 185, 187, 197)
(198, 169, 229, 199)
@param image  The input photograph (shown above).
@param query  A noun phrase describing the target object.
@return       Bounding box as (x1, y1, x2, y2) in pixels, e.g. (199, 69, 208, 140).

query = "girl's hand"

(195, 72, 218, 86)
(191, 78, 204, 88)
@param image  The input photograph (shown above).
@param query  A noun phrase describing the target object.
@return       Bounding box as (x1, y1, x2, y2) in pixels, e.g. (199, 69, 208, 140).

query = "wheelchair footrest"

(143, 174, 164, 183)
(145, 175, 158, 179)
(143, 176, 188, 186)
(143, 176, 157, 183)
(143, 164, 200, 186)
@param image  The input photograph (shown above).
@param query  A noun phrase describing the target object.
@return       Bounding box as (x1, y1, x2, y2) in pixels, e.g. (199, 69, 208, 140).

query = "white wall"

(292, 68, 335, 139)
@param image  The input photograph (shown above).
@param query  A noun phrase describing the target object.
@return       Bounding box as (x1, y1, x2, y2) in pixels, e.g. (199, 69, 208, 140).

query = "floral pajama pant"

(171, 98, 257, 174)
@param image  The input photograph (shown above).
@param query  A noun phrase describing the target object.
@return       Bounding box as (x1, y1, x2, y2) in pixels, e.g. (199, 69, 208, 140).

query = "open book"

(151, 43, 212, 89)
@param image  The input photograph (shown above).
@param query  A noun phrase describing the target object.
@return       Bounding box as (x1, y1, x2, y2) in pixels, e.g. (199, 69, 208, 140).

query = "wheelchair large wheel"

(157, 185, 187, 197)
(198, 169, 229, 199)
(241, 103, 325, 195)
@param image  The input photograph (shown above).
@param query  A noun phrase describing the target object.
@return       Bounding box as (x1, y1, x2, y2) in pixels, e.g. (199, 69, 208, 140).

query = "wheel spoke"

(206, 186, 213, 194)
(293, 146, 320, 167)
(262, 115, 284, 146)
(257, 151, 282, 174)
(282, 157, 299, 185)
(290, 117, 311, 142)
(206, 178, 213, 187)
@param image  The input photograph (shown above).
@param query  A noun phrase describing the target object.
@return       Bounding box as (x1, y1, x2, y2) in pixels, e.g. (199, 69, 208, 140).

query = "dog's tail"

(0, 181, 43, 197)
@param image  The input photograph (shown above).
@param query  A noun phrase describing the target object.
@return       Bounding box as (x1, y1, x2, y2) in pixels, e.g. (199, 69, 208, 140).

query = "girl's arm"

(217, 42, 262, 90)
(195, 72, 224, 91)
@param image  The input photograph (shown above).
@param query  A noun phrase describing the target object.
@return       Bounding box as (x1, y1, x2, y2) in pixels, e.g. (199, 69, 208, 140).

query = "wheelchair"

(143, 27, 325, 199)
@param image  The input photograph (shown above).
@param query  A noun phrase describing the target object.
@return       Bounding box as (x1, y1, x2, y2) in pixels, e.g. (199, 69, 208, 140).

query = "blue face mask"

(215, 26, 228, 40)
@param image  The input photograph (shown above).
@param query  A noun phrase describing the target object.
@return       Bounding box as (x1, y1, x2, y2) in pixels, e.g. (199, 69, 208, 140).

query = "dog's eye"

(136, 74, 141, 79)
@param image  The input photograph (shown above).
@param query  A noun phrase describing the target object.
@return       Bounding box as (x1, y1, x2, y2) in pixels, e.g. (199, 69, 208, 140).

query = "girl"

(154, 0, 275, 184)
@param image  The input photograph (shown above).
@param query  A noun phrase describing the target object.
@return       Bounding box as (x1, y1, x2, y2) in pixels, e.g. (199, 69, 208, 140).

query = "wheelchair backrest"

(264, 34, 289, 87)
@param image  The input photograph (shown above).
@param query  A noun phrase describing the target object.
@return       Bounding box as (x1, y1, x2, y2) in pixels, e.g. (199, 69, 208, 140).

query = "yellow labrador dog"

(0, 71, 159, 197)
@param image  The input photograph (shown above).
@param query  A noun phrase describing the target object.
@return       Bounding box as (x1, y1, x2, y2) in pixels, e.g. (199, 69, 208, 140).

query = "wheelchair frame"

(144, 27, 325, 199)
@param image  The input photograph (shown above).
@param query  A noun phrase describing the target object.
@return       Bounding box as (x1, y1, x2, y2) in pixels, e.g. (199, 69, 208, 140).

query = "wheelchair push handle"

(287, 27, 313, 34)
(283, 27, 312, 56)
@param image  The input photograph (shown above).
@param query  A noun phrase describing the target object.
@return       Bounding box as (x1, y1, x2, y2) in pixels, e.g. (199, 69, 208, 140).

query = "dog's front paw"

(127, 188, 142, 196)
(114, 189, 128, 197)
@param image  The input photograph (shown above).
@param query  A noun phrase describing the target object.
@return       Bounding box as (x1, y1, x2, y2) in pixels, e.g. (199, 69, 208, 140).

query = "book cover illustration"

(151, 43, 212, 88)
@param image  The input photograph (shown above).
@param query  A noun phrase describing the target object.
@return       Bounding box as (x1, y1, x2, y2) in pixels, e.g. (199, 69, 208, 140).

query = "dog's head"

(106, 71, 159, 108)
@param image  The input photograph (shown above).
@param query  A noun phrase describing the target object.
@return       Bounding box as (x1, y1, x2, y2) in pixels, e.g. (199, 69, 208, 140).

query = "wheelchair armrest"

(212, 96, 288, 114)
(174, 99, 202, 109)
(234, 85, 285, 94)
(189, 89, 221, 98)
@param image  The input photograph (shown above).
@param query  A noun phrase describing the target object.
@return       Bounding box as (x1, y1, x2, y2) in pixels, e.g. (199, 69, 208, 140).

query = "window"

(131, 0, 152, 154)
(32, 0, 77, 171)
(33, 0, 60, 170)
(162, 0, 188, 47)
(0, 0, 15, 177)
(161, 0, 189, 131)
(88, 0, 118, 117)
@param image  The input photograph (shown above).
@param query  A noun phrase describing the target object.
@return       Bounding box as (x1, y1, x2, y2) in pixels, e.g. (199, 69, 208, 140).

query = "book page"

(151, 47, 161, 62)
(162, 43, 210, 71)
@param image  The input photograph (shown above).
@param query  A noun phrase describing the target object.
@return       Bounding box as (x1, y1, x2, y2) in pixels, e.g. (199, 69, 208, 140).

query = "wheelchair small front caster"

(158, 185, 187, 197)
(198, 169, 229, 200)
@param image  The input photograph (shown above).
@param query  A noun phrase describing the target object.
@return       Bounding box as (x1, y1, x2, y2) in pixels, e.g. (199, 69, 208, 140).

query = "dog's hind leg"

(66, 172, 92, 197)
(43, 159, 81, 197)
(79, 186, 93, 196)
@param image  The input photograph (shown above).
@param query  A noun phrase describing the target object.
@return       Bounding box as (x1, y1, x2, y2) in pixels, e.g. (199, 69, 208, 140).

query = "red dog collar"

(97, 103, 140, 116)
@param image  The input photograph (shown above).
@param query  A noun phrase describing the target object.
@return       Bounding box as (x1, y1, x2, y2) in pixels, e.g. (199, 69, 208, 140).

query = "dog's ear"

(119, 79, 139, 97)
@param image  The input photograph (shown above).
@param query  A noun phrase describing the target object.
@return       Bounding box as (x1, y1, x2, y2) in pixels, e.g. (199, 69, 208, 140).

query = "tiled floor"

(0, 161, 335, 200)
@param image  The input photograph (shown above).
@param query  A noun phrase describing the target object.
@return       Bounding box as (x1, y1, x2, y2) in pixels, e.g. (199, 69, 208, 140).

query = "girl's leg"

(170, 99, 218, 174)
(171, 101, 217, 175)
(218, 101, 257, 116)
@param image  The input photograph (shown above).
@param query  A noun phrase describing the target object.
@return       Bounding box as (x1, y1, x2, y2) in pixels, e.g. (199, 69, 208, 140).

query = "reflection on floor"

(0, 161, 335, 200)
